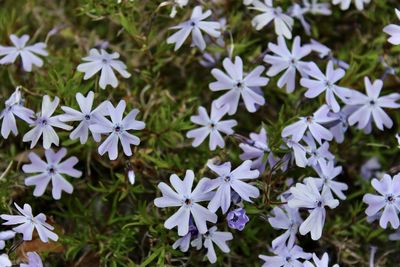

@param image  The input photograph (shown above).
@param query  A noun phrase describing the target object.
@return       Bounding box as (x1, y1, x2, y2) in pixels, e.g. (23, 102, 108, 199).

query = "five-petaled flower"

(384, 9, 400, 45)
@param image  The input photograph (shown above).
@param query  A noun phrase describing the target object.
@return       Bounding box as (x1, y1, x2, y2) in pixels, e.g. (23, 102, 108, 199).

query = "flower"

(204, 160, 260, 214)
(22, 95, 72, 149)
(59, 91, 107, 144)
(303, 253, 339, 267)
(209, 56, 269, 114)
(22, 148, 82, 200)
(0, 34, 48, 72)
(303, 132, 334, 168)
(239, 128, 274, 173)
(306, 39, 349, 69)
(170, 0, 189, 18)
(259, 244, 311, 267)
(282, 104, 335, 144)
(360, 157, 381, 180)
(0, 231, 15, 250)
(304, 0, 332, 15)
(20, 252, 43, 267)
(332, 0, 371, 11)
(288, 179, 339, 240)
(0, 254, 11, 267)
(347, 77, 400, 131)
(167, 5, 221, 51)
(186, 104, 237, 150)
(250, 0, 294, 39)
(226, 208, 249, 231)
(307, 161, 348, 200)
(154, 170, 217, 236)
(77, 48, 131, 89)
(268, 204, 302, 249)
(0, 87, 34, 138)
(283, 137, 308, 168)
(172, 221, 199, 252)
(363, 173, 400, 229)
(301, 61, 352, 112)
(384, 9, 400, 45)
(327, 105, 355, 143)
(1, 203, 58, 242)
(203, 226, 233, 264)
(264, 36, 311, 93)
(89, 100, 145, 160)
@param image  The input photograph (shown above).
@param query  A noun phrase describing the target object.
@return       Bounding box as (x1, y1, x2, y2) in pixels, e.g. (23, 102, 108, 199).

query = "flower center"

(84, 114, 91, 121)
(316, 200, 322, 207)
(190, 21, 196, 27)
(39, 118, 48, 126)
(232, 214, 239, 222)
(386, 194, 395, 203)
(102, 58, 109, 64)
(369, 100, 376, 106)
(325, 80, 333, 89)
(114, 124, 123, 133)
(306, 116, 313, 123)
(47, 166, 56, 175)
(224, 175, 231, 182)
(184, 198, 192, 206)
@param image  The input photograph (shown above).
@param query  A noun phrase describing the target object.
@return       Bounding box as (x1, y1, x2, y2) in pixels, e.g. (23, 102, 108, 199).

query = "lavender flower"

(205, 160, 260, 214)
(384, 9, 400, 45)
(172, 222, 198, 252)
(303, 133, 334, 168)
(170, 0, 189, 18)
(259, 244, 311, 267)
(1, 203, 58, 242)
(22, 95, 72, 149)
(0, 87, 34, 138)
(77, 49, 131, 89)
(327, 105, 355, 143)
(303, 253, 339, 267)
(22, 148, 82, 200)
(282, 105, 335, 144)
(268, 204, 302, 249)
(0, 254, 11, 267)
(306, 39, 349, 70)
(363, 174, 400, 229)
(360, 157, 381, 180)
(209, 56, 269, 114)
(186, 104, 237, 150)
(20, 252, 43, 267)
(264, 36, 311, 93)
(227, 208, 249, 231)
(239, 128, 274, 173)
(0, 231, 15, 250)
(59, 91, 107, 144)
(0, 34, 48, 72)
(332, 0, 370, 11)
(250, 0, 294, 39)
(288, 179, 339, 240)
(167, 6, 221, 51)
(284, 137, 308, 168)
(203, 226, 233, 264)
(347, 77, 400, 131)
(301, 61, 352, 112)
(89, 100, 145, 160)
(307, 161, 348, 200)
(154, 170, 217, 236)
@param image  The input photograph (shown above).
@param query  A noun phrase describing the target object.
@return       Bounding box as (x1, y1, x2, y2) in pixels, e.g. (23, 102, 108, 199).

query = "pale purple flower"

(203, 226, 233, 264)
(239, 128, 274, 173)
(170, 0, 189, 18)
(20, 252, 43, 267)
(23, 95, 72, 149)
(289, 4, 311, 35)
(59, 91, 107, 144)
(304, 0, 332, 15)
(326, 105, 356, 143)
(1, 203, 58, 242)
(306, 40, 349, 69)
(186, 104, 237, 150)
(259, 244, 311, 267)
(0, 34, 48, 72)
(89, 100, 145, 160)
(172, 222, 198, 252)
(0, 254, 11, 267)
(347, 77, 400, 131)
(154, 170, 217, 236)
(284, 137, 308, 168)
(332, 0, 370, 11)
(0, 231, 15, 250)
(0, 87, 34, 138)
(307, 161, 348, 200)
(227, 208, 249, 231)
(303, 253, 339, 267)
(303, 133, 334, 168)
(384, 9, 400, 45)
(77, 49, 131, 89)
(209, 56, 269, 114)
(250, 0, 294, 39)
(268, 204, 302, 249)
(282, 105, 335, 144)
(22, 148, 81, 200)
(363, 174, 400, 229)
(360, 157, 381, 180)
(288, 179, 339, 240)
(205, 160, 260, 214)
(167, 6, 221, 51)
(301, 61, 353, 112)
(264, 36, 311, 93)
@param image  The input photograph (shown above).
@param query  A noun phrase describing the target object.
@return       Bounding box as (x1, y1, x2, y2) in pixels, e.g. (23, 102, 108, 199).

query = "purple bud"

(226, 208, 249, 231)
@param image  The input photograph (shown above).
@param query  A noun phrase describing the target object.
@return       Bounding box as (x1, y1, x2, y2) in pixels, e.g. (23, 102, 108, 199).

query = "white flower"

(167, 5, 221, 51)
(264, 36, 310, 93)
(331, 0, 370, 11)
(383, 9, 400, 45)
(77, 48, 131, 89)
(250, 0, 294, 39)
(0, 34, 48, 72)
(23, 95, 72, 149)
